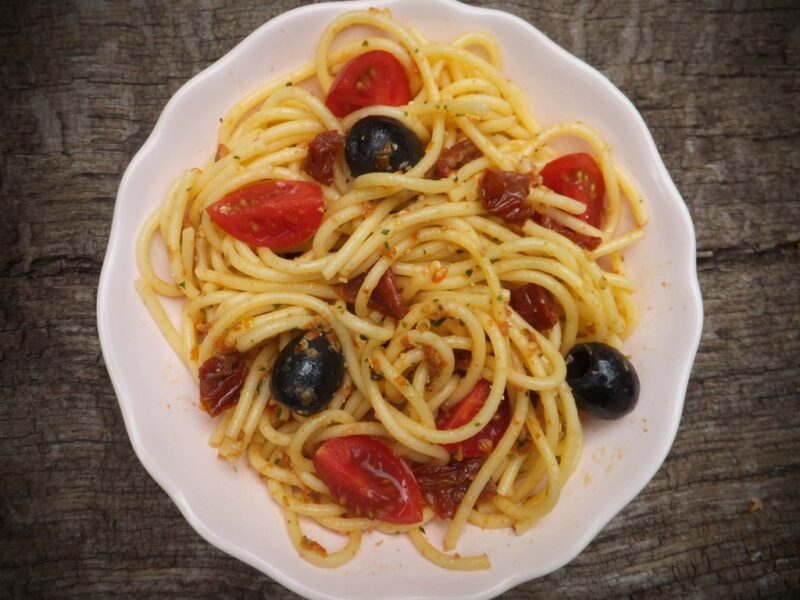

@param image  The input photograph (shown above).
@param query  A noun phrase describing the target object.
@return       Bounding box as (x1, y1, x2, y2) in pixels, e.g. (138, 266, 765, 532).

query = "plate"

(97, 0, 703, 598)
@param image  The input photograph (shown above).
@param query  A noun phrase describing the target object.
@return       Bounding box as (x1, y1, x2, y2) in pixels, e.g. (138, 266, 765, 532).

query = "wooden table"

(2, 0, 798, 597)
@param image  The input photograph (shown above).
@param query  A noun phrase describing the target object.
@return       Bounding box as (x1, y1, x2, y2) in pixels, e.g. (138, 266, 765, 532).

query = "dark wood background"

(2, 0, 798, 597)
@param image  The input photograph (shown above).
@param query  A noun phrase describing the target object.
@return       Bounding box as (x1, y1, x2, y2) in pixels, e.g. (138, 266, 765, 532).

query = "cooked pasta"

(136, 8, 647, 570)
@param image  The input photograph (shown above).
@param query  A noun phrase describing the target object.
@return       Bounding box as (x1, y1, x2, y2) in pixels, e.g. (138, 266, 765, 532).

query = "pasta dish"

(135, 8, 646, 570)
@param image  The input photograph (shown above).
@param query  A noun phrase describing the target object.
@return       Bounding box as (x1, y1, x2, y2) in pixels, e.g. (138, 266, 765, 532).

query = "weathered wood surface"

(1, 0, 799, 597)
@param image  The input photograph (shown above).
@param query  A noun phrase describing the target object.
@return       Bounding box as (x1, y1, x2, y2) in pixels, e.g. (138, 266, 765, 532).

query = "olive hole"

(566, 346, 591, 379)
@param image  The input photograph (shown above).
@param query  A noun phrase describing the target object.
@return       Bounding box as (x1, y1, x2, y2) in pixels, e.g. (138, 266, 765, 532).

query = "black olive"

(270, 328, 344, 416)
(565, 342, 640, 419)
(345, 116, 424, 176)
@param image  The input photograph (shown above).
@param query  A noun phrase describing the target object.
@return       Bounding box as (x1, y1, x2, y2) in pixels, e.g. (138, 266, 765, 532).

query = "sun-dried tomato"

(533, 214, 602, 250)
(509, 283, 559, 331)
(413, 458, 496, 519)
(337, 268, 409, 320)
(435, 139, 482, 178)
(198, 352, 248, 416)
(304, 130, 344, 186)
(479, 168, 531, 223)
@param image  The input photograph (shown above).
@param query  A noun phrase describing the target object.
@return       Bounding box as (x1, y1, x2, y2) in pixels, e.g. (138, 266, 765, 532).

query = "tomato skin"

(206, 180, 324, 249)
(325, 51, 412, 118)
(436, 380, 511, 459)
(313, 435, 423, 524)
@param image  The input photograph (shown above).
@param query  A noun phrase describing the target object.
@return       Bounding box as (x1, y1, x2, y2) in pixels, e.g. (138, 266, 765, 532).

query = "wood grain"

(2, 0, 799, 597)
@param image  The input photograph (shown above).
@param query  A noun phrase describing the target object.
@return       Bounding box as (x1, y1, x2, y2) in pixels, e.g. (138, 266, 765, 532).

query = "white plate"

(97, 1, 703, 598)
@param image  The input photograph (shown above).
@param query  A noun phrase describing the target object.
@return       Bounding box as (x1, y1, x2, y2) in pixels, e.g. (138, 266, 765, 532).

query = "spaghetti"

(136, 8, 648, 570)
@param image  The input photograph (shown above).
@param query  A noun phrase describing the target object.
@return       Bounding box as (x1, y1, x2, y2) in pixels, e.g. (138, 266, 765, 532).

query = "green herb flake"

(233, 155, 241, 160)
(490, 257, 500, 263)
(475, 421, 482, 427)
(384, 241, 390, 250)
(431, 317, 446, 328)
(381, 228, 390, 235)
(274, 457, 281, 465)
(458, 319, 465, 326)
(418, 526, 425, 533)
(496, 295, 503, 302)
(465, 269, 473, 278)
(178, 281, 186, 289)
(273, 303, 282, 309)
(285, 81, 293, 87)
(359, 334, 369, 341)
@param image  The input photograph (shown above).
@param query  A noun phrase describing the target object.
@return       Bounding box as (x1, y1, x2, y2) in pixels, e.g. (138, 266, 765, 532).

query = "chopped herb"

(403, 110, 409, 117)
(362, 39, 369, 47)
(496, 295, 503, 302)
(274, 457, 281, 465)
(418, 526, 426, 533)
(178, 281, 186, 289)
(465, 269, 473, 278)
(359, 334, 369, 341)
(516, 438, 526, 448)
(455, 113, 465, 117)
(458, 319, 465, 326)
(422, 249, 427, 255)
(384, 241, 390, 250)
(381, 228, 390, 235)
(233, 155, 241, 160)
(400, 321, 407, 328)
(285, 81, 293, 86)
(273, 303, 282, 309)
(433, 298, 439, 303)
(475, 421, 482, 427)
(276, 407, 282, 418)
(431, 317, 446, 328)
(370, 371, 384, 381)
(414, 48, 419, 53)
(490, 257, 500, 263)
(454, 176, 459, 182)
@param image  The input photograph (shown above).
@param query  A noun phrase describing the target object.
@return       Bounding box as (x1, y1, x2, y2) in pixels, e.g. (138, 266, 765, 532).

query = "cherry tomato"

(313, 435, 423, 524)
(325, 50, 412, 118)
(436, 380, 511, 459)
(539, 152, 605, 228)
(206, 180, 324, 249)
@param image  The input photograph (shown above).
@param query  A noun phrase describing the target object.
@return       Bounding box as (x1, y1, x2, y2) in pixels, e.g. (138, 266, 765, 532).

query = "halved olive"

(565, 342, 640, 419)
(270, 328, 344, 416)
(345, 116, 424, 176)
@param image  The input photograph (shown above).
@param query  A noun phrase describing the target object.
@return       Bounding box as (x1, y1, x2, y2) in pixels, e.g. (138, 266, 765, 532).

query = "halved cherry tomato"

(436, 379, 511, 459)
(313, 435, 423, 524)
(206, 180, 324, 249)
(325, 50, 412, 118)
(539, 152, 605, 227)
